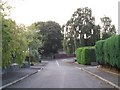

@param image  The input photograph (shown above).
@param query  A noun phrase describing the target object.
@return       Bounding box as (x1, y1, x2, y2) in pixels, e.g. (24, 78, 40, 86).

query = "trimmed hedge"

(76, 47, 96, 65)
(76, 48, 83, 64)
(95, 35, 120, 68)
(95, 40, 105, 64)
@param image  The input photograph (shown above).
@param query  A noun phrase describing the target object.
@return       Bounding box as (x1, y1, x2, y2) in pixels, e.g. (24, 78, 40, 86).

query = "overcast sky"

(8, 0, 119, 29)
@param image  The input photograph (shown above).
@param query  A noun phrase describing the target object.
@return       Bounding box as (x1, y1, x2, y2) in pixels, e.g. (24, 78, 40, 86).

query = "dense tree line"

(1, 1, 41, 68)
(1, 0, 62, 68)
(62, 7, 116, 54)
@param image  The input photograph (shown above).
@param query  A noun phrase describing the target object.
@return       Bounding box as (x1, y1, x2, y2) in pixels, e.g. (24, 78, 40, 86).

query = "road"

(6, 59, 113, 88)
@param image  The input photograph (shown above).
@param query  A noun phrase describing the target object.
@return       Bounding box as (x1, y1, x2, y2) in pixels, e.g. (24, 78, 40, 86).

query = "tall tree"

(100, 16, 116, 40)
(35, 21, 62, 55)
(63, 7, 100, 54)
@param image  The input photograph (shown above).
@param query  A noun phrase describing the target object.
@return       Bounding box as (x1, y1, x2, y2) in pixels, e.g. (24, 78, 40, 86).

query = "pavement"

(1, 61, 48, 89)
(72, 62, 120, 89)
(84, 66, 119, 86)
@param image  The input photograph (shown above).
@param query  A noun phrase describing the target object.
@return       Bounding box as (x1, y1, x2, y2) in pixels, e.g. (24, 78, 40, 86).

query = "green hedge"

(95, 40, 105, 64)
(95, 35, 120, 68)
(76, 47, 96, 65)
(76, 48, 83, 64)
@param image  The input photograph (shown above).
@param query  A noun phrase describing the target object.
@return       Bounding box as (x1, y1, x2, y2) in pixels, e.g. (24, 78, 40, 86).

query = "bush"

(95, 35, 120, 69)
(76, 47, 96, 65)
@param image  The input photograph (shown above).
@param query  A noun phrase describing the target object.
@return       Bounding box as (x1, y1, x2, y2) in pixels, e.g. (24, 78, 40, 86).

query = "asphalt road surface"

(6, 59, 114, 88)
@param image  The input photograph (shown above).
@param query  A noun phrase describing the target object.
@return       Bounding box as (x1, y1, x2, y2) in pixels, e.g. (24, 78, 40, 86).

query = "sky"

(7, 0, 119, 30)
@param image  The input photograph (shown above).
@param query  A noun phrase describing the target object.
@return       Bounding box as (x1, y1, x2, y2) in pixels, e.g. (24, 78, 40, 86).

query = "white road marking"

(62, 59, 66, 61)
(75, 67, 82, 70)
(38, 68, 43, 72)
(56, 60, 60, 67)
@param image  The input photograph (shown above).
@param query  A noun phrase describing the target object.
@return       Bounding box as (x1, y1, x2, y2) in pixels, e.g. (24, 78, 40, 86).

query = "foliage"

(1, 1, 41, 68)
(76, 47, 96, 65)
(76, 48, 83, 64)
(2, 18, 41, 68)
(95, 35, 120, 68)
(2, 19, 13, 68)
(95, 40, 105, 64)
(63, 37, 74, 54)
(100, 16, 116, 40)
(27, 23, 42, 63)
(35, 21, 62, 55)
(0, 0, 11, 17)
(63, 7, 100, 54)
(2, 18, 29, 68)
(29, 49, 40, 63)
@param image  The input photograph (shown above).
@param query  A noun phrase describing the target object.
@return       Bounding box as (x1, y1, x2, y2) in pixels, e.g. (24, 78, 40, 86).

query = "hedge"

(95, 40, 105, 64)
(76, 47, 96, 65)
(76, 48, 83, 64)
(95, 35, 120, 68)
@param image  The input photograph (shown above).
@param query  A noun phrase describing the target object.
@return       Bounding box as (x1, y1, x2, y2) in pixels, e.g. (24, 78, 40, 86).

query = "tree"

(2, 17, 29, 68)
(12, 24, 28, 66)
(63, 7, 100, 54)
(1, 1, 31, 68)
(35, 21, 62, 55)
(2, 18, 13, 68)
(1, 1, 17, 68)
(1, 1, 43, 68)
(27, 23, 42, 63)
(0, 0, 10, 68)
(100, 16, 116, 40)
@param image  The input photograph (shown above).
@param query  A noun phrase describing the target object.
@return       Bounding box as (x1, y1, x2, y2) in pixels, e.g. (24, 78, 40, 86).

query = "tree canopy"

(1, 1, 41, 68)
(100, 16, 116, 40)
(34, 21, 62, 55)
(2, 18, 29, 68)
(63, 7, 101, 54)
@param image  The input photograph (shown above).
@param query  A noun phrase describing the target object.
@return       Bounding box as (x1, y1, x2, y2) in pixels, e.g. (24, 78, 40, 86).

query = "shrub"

(76, 47, 96, 65)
